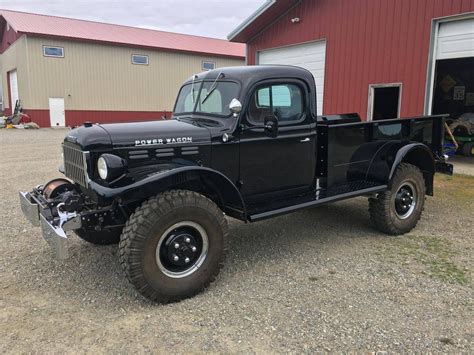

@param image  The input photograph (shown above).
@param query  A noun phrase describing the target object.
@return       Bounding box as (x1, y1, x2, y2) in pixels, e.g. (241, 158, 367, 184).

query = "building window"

(202, 61, 216, 71)
(368, 83, 402, 120)
(43, 46, 64, 58)
(132, 54, 149, 65)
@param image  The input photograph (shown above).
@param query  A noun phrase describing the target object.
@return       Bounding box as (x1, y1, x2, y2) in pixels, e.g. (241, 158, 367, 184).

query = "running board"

(249, 185, 387, 222)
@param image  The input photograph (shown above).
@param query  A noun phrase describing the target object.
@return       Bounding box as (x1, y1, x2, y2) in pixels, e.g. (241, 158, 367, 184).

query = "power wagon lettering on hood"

(135, 137, 193, 146)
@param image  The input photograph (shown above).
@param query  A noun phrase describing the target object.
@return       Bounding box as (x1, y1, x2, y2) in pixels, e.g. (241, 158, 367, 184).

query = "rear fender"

(89, 166, 247, 220)
(389, 143, 435, 196)
(365, 142, 435, 195)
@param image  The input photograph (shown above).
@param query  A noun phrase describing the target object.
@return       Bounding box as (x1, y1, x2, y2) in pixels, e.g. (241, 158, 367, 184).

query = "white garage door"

(436, 18, 474, 60)
(258, 41, 326, 115)
(9, 70, 19, 112)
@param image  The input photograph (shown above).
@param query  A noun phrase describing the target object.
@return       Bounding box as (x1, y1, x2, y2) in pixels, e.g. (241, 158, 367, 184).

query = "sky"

(0, 0, 266, 39)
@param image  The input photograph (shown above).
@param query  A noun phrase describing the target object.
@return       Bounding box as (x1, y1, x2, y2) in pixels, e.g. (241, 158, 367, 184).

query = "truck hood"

(65, 119, 211, 150)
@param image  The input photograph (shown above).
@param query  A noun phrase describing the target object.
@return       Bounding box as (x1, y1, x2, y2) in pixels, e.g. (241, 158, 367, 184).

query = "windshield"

(174, 81, 240, 117)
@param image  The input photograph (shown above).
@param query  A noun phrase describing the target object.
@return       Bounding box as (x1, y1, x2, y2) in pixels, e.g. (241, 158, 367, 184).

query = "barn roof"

(228, 0, 298, 43)
(0, 9, 245, 58)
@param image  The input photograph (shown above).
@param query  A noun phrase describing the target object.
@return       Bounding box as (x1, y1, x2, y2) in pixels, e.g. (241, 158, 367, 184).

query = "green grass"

(434, 173, 474, 204)
(381, 235, 469, 286)
(374, 174, 472, 285)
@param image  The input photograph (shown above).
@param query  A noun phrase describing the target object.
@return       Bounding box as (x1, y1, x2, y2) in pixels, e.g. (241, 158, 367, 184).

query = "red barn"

(229, 0, 474, 122)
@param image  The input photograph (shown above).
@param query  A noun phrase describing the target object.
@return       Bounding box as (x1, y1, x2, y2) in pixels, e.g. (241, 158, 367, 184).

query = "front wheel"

(119, 190, 228, 303)
(369, 163, 426, 235)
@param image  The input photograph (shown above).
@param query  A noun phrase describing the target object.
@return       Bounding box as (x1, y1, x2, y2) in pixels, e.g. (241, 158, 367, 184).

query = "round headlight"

(97, 157, 108, 180)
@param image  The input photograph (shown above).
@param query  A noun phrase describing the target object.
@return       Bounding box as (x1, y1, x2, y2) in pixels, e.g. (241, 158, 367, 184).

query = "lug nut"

(174, 243, 180, 249)
(185, 257, 190, 263)
(185, 237, 191, 243)
(173, 255, 179, 262)
(191, 246, 197, 252)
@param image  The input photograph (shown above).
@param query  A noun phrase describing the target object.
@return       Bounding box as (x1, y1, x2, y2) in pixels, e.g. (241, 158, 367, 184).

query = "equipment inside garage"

(431, 17, 474, 157)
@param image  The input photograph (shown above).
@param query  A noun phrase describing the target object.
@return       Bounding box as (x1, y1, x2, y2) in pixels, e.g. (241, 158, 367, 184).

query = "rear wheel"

(119, 190, 228, 303)
(369, 163, 425, 235)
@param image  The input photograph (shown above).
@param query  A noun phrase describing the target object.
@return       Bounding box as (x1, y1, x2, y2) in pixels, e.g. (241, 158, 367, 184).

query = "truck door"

(239, 81, 316, 197)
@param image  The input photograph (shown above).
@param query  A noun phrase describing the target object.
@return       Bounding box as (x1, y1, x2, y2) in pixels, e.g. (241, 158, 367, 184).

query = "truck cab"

(19, 65, 452, 303)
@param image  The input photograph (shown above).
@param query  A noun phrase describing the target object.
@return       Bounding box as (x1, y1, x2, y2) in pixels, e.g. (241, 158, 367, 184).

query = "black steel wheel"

(394, 182, 417, 219)
(155, 221, 209, 278)
(369, 163, 425, 235)
(119, 190, 228, 303)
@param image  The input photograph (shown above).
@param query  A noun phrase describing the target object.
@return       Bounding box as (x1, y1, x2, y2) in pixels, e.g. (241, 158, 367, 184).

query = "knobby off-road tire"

(462, 142, 474, 157)
(119, 190, 228, 303)
(369, 163, 425, 235)
(74, 228, 122, 245)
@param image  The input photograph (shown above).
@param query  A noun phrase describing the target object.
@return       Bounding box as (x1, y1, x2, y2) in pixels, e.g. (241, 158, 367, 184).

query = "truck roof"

(184, 65, 316, 90)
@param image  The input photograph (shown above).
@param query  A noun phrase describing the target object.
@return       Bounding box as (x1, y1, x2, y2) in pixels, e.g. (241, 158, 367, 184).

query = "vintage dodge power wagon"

(20, 66, 453, 303)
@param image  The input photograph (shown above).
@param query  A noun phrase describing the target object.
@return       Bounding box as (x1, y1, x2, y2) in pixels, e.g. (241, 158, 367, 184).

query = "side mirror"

(264, 116, 278, 138)
(229, 98, 242, 117)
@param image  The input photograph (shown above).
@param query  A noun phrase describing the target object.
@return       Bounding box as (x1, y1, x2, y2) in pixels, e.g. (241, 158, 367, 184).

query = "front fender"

(88, 166, 247, 220)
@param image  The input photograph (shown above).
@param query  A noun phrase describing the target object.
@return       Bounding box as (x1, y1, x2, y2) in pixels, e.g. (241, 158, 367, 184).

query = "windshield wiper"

(201, 72, 224, 104)
(178, 116, 206, 127)
(191, 74, 198, 103)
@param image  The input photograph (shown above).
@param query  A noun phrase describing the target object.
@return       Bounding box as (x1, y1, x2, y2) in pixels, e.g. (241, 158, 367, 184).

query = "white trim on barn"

(367, 83, 403, 121)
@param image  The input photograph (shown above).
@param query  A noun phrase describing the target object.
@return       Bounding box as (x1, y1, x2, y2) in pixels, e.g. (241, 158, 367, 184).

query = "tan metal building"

(0, 9, 245, 127)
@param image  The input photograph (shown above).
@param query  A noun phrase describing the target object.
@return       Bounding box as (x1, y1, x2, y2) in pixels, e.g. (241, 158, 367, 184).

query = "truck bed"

(247, 114, 447, 221)
(317, 114, 446, 190)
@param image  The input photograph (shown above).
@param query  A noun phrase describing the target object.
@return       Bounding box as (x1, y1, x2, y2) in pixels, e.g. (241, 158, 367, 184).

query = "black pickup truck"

(20, 66, 453, 303)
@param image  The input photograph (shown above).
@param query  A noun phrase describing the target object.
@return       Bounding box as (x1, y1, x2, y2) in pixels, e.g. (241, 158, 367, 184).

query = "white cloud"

(1, 0, 265, 39)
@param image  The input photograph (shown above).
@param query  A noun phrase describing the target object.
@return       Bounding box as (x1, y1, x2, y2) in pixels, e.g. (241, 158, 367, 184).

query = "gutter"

(227, 0, 275, 41)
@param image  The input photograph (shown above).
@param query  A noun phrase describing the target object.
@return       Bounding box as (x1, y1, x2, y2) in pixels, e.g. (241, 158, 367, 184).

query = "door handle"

(300, 138, 310, 142)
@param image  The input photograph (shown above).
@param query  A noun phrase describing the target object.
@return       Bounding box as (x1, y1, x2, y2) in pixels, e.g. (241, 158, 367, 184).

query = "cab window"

(249, 83, 304, 124)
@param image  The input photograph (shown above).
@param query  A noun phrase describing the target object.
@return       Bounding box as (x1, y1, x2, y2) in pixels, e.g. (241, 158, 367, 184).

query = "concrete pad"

(450, 156, 474, 176)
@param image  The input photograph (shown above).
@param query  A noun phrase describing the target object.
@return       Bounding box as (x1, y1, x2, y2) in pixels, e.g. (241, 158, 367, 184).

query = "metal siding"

(23, 37, 243, 111)
(247, 0, 474, 119)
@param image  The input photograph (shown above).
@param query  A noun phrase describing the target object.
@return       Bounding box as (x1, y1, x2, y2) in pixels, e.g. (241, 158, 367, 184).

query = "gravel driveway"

(1, 129, 472, 353)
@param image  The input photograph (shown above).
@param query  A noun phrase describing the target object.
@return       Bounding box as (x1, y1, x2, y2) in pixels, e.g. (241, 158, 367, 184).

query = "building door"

(9, 70, 19, 113)
(368, 84, 402, 120)
(430, 17, 474, 120)
(49, 98, 65, 127)
(258, 40, 326, 115)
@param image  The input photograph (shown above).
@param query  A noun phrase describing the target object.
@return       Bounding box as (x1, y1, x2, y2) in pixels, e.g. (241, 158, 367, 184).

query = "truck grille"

(63, 144, 88, 187)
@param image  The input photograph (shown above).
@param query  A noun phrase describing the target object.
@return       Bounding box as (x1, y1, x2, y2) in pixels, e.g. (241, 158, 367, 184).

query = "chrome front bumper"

(19, 191, 40, 227)
(19, 191, 81, 259)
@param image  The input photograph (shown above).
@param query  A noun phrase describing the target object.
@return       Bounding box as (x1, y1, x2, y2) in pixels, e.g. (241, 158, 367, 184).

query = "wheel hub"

(164, 232, 201, 269)
(395, 183, 416, 219)
(156, 222, 208, 278)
